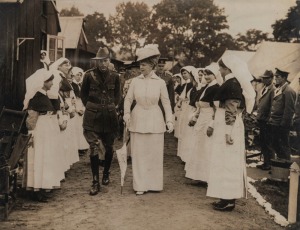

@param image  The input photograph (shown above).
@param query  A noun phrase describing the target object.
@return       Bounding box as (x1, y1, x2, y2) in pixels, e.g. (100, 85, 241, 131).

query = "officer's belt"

(87, 97, 113, 105)
(86, 101, 115, 110)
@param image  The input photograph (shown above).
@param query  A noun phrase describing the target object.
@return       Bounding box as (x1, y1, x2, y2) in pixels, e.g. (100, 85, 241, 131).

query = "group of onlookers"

(172, 54, 255, 211)
(255, 68, 297, 170)
(171, 53, 300, 210)
(22, 46, 300, 211)
(23, 51, 89, 201)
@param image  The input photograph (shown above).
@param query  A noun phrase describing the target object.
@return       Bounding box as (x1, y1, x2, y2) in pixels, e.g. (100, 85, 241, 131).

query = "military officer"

(155, 57, 175, 113)
(256, 70, 275, 170)
(268, 68, 296, 160)
(81, 46, 121, 195)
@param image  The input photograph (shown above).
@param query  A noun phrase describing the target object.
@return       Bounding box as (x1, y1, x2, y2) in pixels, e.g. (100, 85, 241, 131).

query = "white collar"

(207, 79, 217, 88)
(224, 73, 235, 81)
(73, 79, 82, 85)
(38, 89, 47, 95)
(181, 78, 191, 85)
(137, 71, 160, 80)
(276, 82, 288, 90)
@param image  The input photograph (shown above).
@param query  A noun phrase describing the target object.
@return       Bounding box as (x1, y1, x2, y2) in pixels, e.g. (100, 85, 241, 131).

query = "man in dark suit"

(256, 70, 275, 170)
(155, 58, 175, 113)
(81, 47, 121, 195)
(268, 68, 296, 160)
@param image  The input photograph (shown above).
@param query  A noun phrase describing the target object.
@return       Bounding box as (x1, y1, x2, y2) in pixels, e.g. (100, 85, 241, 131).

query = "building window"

(47, 35, 65, 63)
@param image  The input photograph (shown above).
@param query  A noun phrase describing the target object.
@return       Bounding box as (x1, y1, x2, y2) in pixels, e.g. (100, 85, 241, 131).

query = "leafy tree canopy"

(84, 12, 112, 53)
(147, 0, 235, 67)
(272, 6, 300, 42)
(236, 29, 271, 51)
(108, 2, 152, 59)
(60, 6, 84, 17)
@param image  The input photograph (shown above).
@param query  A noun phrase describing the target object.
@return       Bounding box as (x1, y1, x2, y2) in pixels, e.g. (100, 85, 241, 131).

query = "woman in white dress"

(173, 74, 184, 138)
(71, 67, 89, 154)
(123, 45, 174, 195)
(176, 66, 199, 162)
(39, 50, 50, 70)
(206, 55, 255, 211)
(25, 70, 64, 201)
(51, 58, 79, 170)
(60, 67, 80, 167)
(185, 63, 220, 183)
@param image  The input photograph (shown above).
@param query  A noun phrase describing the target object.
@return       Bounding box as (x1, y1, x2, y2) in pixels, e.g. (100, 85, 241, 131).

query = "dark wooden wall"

(0, 0, 60, 111)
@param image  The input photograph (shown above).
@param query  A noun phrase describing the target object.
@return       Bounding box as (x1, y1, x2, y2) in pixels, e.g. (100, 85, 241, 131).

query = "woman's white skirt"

(174, 102, 182, 138)
(177, 101, 196, 162)
(185, 108, 214, 182)
(131, 132, 164, 192)
(26, 114, 65, 190)
(206, 108, 247, 199)
(62, 115, 79, 169)
(75, 114, 89, 150)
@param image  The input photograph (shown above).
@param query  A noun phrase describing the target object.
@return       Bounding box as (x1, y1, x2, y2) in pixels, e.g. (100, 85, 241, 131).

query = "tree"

(146, 0, 237, 67)
(60, 6, 84, 16)
(208, 33, 241, 62)
(108, 2, 152, 60)
(236, 29, 271, 51)
(84, 12, 112, 53)
(272, 6, 300, 42)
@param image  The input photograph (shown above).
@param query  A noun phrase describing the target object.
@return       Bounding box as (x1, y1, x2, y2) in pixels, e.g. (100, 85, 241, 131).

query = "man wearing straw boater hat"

(81, 46, 121, 195)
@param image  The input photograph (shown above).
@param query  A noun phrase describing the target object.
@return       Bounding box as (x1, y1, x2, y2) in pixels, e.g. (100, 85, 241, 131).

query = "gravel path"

(1, 133, 283, 230)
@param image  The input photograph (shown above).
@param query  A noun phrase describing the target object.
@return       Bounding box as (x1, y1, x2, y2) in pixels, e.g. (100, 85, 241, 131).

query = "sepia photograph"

(0, 0, 300, 229)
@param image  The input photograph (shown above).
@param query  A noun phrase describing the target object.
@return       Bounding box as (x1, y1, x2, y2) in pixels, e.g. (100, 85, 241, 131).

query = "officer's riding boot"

(89, 148, 100, 195)
(102, 149, 113, 185)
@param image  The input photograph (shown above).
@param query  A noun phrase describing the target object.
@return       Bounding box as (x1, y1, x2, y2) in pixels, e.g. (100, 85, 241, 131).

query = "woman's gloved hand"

(166, 122, 174, 133)
(225, 134, 234, 145)
(123, 113, 130, 129)
(207, 126, 214, 137)
(60, 120, 68, 131)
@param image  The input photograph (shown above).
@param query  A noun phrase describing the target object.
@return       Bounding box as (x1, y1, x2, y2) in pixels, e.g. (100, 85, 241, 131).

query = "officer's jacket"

(155, 71, 175, 113)
(256, 84, 275, 122)
(81, 68, 121, 133)
(268, 83, 296, 127)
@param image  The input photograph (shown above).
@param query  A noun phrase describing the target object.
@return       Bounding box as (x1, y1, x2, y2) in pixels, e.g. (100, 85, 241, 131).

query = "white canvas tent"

(220, 50, 255, 64)
(248, 41, 300, 82)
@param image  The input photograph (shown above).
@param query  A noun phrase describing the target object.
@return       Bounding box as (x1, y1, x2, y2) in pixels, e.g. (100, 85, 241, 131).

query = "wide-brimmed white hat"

(136, 44, 160, 62)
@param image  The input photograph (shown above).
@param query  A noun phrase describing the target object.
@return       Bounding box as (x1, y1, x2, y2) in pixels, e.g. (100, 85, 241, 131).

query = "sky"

(56, 0, 297, 37)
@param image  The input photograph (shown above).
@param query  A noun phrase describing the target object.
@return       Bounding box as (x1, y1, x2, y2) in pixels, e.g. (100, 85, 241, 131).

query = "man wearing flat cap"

(155, 57, 175, 113)
(81, 46, 121, 195)
(256, 70, 275, 170)
(268, 68, 296, 161)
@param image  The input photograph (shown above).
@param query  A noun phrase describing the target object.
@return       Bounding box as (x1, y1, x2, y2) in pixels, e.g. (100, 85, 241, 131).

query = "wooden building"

(58, 17, 95, 71)
(0, 0, 61, 110)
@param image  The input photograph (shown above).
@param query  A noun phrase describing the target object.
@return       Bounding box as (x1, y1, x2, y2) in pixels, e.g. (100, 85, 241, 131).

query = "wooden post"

(288, 162, 300, 224)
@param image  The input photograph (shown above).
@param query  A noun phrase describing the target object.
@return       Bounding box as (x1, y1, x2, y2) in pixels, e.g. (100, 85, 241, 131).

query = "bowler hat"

(275, 68, 289, 78)
(92, 47, 110, 60)
(261, 70, 274, 78)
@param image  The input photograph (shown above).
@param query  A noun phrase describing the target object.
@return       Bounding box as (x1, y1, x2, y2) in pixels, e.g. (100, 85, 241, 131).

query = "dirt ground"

(1, 133, 284, 230)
